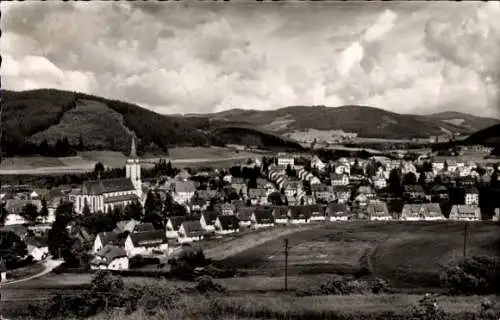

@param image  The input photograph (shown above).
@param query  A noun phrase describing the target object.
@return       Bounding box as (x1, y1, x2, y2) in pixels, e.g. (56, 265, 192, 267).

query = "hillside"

(1, 89, 304, 157)
(461, 123, 500, 146)
(201, 105, 499, 139)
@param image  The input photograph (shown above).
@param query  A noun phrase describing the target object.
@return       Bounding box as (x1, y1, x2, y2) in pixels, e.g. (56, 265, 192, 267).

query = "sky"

(2, 1, 500, 117)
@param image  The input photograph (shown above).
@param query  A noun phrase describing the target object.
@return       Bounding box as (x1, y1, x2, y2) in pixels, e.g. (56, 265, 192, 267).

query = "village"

(0, 137, 499, 276)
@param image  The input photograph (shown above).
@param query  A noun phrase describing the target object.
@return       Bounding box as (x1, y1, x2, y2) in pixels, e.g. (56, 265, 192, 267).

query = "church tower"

(126, 136, 142, 198)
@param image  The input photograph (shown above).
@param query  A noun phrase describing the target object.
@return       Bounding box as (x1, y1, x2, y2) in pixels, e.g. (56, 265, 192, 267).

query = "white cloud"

(1, 1, 499, 117)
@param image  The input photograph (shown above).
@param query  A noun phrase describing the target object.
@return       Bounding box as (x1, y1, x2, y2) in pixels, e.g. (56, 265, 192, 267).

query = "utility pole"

(463, 222, 469, 259)
(284, 238, 289, 291)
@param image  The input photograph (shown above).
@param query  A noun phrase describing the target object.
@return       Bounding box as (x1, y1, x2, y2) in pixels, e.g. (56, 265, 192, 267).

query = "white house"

(124, 230, 169, 257)
(311, 156, 326, 172)
(366, 202, 392, 221)
(236, 206, 254, 227)
(277, 154, 295, 168)
(177, 221, 204, 244)
(449, 205, 481, 221)
(171, 180, 196, 205)
(250, 209, 275, 229)
(214, 216, 240, 235)
(93, 232, 119, 254)
(165, 216, 185, 239)
(325, 202, 350, 221)
(464, 188, 479, 206)
(272, 206, 289, 224)
(0, 261, 7, 282)
(90, 245, 129, 270)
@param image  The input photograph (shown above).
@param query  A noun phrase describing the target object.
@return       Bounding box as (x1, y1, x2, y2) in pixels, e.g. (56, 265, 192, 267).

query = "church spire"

(130, 135, 137, 158)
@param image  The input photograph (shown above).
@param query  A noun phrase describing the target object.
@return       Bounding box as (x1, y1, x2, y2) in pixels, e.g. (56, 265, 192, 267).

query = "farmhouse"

(309, 204, 326, 222)
(334, 186, 351, 204)
(288, 206, 312, 224)
(404, 185, 426, 200)
(272, 206, 289, 224)
(251, 209, 275, 229)
(73, 137, 142, 214)
(200, 211, 218, 232)
(215, 215, 240, 235)
(231, 178, 247, 196)
(248, 188, 267, 205)
(90, 245, 129, 270)
(124, 230, 169, 257)
(26, 237, 49, 261)
(464, 187, 479, 206)
(330, 173, 349, 186)
(400, 203, 445, 221)
(178, 221, 204, 244)
(311, 184, 335, 202)
(366, 202, 392, 221)
(325, 202, 350, 221)
(93, 231, 120, 253)
(449, 205, 481, 221)
(165, 216, 185, 239)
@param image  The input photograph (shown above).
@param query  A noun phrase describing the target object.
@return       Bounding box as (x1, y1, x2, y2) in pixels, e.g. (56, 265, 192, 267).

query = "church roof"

(104, 193, 139, 204)
(81, 178, 135, 195)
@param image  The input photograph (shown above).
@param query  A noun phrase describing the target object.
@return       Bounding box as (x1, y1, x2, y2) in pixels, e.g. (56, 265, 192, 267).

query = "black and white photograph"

(0, 1, 499, 319)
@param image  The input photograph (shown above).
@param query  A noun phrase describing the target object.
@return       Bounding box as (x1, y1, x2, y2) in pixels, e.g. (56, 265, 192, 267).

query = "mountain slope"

(461, 123, 500, 146)
(202, 105, 498, 139)
(428, 111, 500, 132)
(1, 89, 304, 157)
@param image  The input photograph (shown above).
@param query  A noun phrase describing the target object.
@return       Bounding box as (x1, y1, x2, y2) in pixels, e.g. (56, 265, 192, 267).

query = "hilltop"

(196, 105, 499, 139)
(1, 89, 304, 157)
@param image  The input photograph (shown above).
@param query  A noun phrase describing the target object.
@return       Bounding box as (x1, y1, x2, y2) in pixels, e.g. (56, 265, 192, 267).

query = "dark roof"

(82, 178, 136, 195)
(272, 205, 289, 218)
(216, 215, 240, 230)
(288, 205, 312, 219)
(231, 178, 246, 185)
(128, 230, 167, 248)
(404, 185, 425, 193)
(134, 223, 155, 232)
(248, 188, 267, 198)
(5, 199, 42, 215)
(104, 193, 139, 204)
(201, 211, 218, 225)
(180, 221, 204, 237)
(167, 216, 186, 230)
(97, 232, 119, 246)
(311, 184, 330, 192)
(0, 260, 7, 272)
(172, 181, 196, 193)
(366, 202, 390, 217)
(98, 245, 127, 262)
(326, 202, 349, 216)
(236, 206, 255, 221)
(253, 209, 274, 224)
(307, 204, 323, 215)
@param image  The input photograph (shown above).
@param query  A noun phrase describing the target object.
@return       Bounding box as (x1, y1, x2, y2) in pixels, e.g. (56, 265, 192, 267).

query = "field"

(0, 147, 262, 175)
(219, 221, 500, 289)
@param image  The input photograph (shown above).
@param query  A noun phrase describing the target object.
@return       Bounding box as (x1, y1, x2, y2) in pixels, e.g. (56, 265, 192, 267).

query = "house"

(309, 204, 325, 222)
(325, 202, 350, 221)
(334, 186, 351, 204)
(0, 261, 7, 282)
(277, 154, 295, 168)
(431, 185, 449, 199)
(178, 221, 204, 244)
(331, 173, 350, 186)
(236, 206, 255, 227)
(219, 203, 235, 216)
(421, 203, 446, 220)
(165, 216, 186, 239)
(231, 178, 247, 196)
(25, 236, 49, 261)
(124, 230, 169, 257)
(400, 203, 445, 221)
(432, 158, 446, 172)
(93, 231, 120, 253)
(134, 223, 155, 233)
(73, 138, 142, 214)
(287, 206, 312, 224)
(334, 163, 351, 175)
(251, 209, 275, 229)
(373, 177, 387, 190)
(171, 180, 196, 205)
(200, 211, 218, 232)
(311, 184, 335, 202)
(90, 245, 129, 270)
(449, 205, 481, 221)
(248, 188, 267, 205)
(464, 187, 479, 206)
(114, 219, 141, 234)
(214, 216, 240, 235)
(357, 186, 376, 199)
(272, 206, 289, 224)
(404, 185, 426, 200)
(311, 156, 326, 171)
(284, 181, 302, 199)
(196, 189, 218, 203)
(366, 202, 392, 221)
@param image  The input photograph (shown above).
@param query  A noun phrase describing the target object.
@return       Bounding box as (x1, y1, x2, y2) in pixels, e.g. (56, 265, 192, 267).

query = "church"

(73, 137, 143, 214)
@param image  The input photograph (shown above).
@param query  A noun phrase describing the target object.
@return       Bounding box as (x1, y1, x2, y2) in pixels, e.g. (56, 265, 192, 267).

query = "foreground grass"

(77, 293, 498, 320)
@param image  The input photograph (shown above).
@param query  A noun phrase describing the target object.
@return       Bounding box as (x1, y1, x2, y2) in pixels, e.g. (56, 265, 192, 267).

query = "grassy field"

(219, 222, 500, 289)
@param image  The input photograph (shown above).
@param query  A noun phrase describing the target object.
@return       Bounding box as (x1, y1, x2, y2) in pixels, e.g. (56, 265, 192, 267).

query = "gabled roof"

(115, 219, 141, 234)
(249, 188, 267, 198)
(172, 181, 196, 193)
(167, 216, 187, 231)
(216, 215, 240, 230)
(357, 186, 374, 194)
(231, 177, 246, 185)
(201, 211, 218, 225)
(98, 245, 127, 262)
(180, 221, 204, 237)
(451, 205, 477, 215)
(288, 205, 312, 219)
(96, 231, 119, 246)
(128, 230, 167, 248)
(196, 189, 218, 200)
(404, 185, 425, 193)
(253, 209, 274, 224)
(326, 202, 349, 216)
(82, 178, 135, 195)
(366, 202, 390, 218)
(236, 206, 256, 221)
(104, 193, 139, 204)
(134, 223, 155, 232)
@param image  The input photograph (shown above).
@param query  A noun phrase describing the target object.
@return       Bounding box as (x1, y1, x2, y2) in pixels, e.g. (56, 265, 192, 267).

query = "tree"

(403, 172, 418, 186)
(48, 201, 75, 259)
(268, 192, 284, 205)
(388, 169, 402, 196)
(144, 191, 158, 215)
(40, 198, 49, 220)
(286, 164, 293, 177)
(0, 203, 8, 225)
(21, 203, 39, 224)
(82, 199, 91, 215)
(94, 162, 105, 176)
(0, 231, 28, 268)
(124, 201, 143, 221)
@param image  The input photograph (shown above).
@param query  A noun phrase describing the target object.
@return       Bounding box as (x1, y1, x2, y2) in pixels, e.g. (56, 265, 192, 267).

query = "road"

(2, 259, 64, 287)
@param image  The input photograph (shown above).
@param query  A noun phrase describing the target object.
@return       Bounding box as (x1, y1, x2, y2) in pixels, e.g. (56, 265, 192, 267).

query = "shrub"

(195, 275, 227, 294)
(128, 255, 161, 269)
(410, 294, 448, 320)
(371, 277, 390, 294)
(478, 298, 499, 320)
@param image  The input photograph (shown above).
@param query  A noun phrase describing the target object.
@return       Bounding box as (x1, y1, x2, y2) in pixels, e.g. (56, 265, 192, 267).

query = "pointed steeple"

(130, 135, 137, 158)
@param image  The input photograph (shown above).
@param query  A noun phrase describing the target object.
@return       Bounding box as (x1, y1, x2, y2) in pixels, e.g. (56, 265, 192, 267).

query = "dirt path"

(2, 259, 64, 287)
(204, 224, 324, 261)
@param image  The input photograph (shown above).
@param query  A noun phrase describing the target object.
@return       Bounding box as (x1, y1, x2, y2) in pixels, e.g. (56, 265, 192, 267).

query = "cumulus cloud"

(1, 1, 499, 117)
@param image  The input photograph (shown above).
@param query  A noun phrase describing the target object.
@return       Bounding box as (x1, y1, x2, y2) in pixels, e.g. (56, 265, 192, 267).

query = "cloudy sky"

(2, 1, 500, 117)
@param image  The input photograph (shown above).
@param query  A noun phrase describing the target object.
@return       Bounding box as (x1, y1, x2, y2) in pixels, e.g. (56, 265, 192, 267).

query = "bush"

(371, 277, 389, 294)
(128, 255, 161, 269)
(195, 275, 227, 294)
(296, 276, 381, 296)
(442, 255, 500, 295)
(410, 294, 448, 320)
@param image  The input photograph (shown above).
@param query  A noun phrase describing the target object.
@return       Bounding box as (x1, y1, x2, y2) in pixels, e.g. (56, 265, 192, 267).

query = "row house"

(297, 169, 321, 185)
(251, 209, 275, 229)
(403, 185, 427, 201)
(366, 202, 392, 221)
(124, 230, 169, 257)
(449, 205, 481, 221)
(231, 178, 248, 196)
(277, 154, 295, 168)
(334, 186, 351, 204)
(248, 188, 268, 205)
(330, 173, 350, 186)
(177, 221, 204, 244)
(311, 184, 336, 202)
(171, 180, 196, 205)
(214, 215, 240, 235)
(464, 187, 479, 206)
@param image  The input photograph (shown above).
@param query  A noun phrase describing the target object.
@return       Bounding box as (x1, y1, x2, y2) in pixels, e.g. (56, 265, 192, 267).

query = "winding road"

(2, 259, 63, 287)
